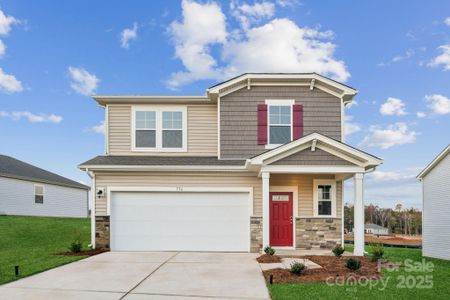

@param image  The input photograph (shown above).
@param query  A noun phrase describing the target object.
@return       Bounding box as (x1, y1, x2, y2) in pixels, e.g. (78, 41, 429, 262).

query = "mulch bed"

(257, 254, 282, 263)
(56, 249, 107, 257)
(263, 255, 381, 284)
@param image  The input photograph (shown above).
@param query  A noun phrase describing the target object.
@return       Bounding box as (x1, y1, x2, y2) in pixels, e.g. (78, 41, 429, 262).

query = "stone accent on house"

(95, 216, 110, 249)
(296, 217, 342, 249)
(250, 216, 263, 253)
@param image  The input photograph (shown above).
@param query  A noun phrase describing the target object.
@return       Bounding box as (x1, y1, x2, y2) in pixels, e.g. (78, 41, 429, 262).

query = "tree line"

(344, 203, 422, 235)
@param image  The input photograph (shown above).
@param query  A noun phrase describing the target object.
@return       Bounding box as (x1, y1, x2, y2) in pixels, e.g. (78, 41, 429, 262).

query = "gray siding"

(271, 148, 354, 166)
(0, 176, 88, 217)
(422, 153, 450, 260)
(220, 86, 342, 159)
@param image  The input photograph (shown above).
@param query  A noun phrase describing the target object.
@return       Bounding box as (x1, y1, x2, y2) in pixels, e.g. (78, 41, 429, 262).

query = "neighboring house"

(417, 144, 450, 260)
(365, 223, 389, 235)
(0, 155, 89, 218)
(79, 73, 382, 255)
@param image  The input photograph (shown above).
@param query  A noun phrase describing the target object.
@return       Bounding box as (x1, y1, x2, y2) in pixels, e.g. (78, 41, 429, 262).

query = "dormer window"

(132, 106, 187, 152)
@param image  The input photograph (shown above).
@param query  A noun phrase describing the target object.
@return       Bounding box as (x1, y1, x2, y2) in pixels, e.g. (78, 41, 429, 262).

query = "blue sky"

(1, 0, 449, 209)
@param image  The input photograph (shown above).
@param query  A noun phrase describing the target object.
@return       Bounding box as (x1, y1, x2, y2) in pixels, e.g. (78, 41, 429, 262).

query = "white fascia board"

(260, 165, 365, 174)
(417, 144, 450, 179)
(93, 95, 210, 106)
(78, 165, 247, 172)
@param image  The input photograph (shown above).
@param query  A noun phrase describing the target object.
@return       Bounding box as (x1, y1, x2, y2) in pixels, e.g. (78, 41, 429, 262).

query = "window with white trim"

(313, 180, 336, 217)
(35, 185, 44, 204)
(266, 100, 294, 147)
(132, 106, 186, 152)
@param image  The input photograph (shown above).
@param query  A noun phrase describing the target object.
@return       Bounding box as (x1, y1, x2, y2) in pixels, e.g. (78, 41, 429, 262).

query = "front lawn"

(269, 245, 450, 300)
(0, 215, 90, 285)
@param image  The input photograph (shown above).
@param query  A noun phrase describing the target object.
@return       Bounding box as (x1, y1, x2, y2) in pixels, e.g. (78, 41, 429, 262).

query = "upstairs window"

(268, 105, 292, 145)
(34, 185, 44, 204)
(132, 106, 186, 152)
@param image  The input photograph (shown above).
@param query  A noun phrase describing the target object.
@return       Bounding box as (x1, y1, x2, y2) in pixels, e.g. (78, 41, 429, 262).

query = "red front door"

(269, 192, 293, 246)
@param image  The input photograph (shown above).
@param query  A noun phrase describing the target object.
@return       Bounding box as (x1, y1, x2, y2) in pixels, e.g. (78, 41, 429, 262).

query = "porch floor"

(275, 249, 353, 257)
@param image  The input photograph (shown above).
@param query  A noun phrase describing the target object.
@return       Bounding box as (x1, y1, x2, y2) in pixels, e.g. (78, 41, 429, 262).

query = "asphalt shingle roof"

(0, 155, 89, 190)
(79, 156, 246, 167)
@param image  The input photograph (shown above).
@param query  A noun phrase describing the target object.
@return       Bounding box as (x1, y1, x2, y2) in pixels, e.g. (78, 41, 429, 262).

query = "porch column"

(262, 172, 270, 249)
(353, 173, 365, 256)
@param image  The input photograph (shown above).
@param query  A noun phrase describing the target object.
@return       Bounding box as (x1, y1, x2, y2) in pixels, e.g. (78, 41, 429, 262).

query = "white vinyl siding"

(0, 176, 88, 218)
(422, 153, 450, 260)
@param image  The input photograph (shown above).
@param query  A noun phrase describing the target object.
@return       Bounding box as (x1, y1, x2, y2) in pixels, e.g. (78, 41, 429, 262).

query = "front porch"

(247, 133, 382, 256)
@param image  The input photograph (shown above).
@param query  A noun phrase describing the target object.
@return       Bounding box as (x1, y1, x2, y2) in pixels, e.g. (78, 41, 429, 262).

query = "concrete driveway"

(0, 252, 270, 300)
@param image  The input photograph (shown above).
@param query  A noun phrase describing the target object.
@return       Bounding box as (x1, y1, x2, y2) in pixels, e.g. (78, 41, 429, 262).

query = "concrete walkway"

(0, 252, 270, 300)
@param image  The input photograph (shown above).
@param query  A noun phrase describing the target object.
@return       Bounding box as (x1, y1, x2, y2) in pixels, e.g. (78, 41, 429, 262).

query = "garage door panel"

(110, 191, 250, 252)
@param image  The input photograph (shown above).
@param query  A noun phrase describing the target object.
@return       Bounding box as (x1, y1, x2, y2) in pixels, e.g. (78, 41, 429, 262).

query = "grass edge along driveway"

(268, 245, 450, 300)
(0, 215, 90, 285)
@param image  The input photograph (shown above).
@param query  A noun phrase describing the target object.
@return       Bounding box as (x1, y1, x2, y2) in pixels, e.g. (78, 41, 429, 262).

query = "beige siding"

(95, 172, 343, 219)
(107, 104, 218, 156)
(95, 171, 262, 216)
(270, 174, 342, 217)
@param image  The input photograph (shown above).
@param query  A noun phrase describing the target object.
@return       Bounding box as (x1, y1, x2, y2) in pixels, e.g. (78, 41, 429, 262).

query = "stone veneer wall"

(250, 216, 263, 253)
(95, 216, 110, 249)
(296, 217, 342, 249)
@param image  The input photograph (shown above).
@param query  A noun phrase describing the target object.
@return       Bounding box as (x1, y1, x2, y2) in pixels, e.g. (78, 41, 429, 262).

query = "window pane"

(163, 130, 182, 148)
(318, 201, 331, 215)
(136, 130, 156, 147)
(173, 111, 182, 121)
(34, 186, 44, 195)
(136, 111, 145, 120)
(280, 114, 291, 124)
(269, 105, 279, 114)
(318, 185, 331, 200)
(280, 106, 291, 114)
(136, 111, 155, 129)
(269, 126, 291, 144)
(35, 195, 44, 204)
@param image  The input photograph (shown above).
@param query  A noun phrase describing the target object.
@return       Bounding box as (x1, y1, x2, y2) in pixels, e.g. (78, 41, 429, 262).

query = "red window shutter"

(293, 104, 303, 140)
(257, 104, 268, 145)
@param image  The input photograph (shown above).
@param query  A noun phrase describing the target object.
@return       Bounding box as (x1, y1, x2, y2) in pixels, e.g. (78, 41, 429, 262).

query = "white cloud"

(416, 111, 426, 118)
(367, 170, 416, 182)
(379, 97, 407, 116)
(68, 66, 99, 96)
(0, 67, 23, 93)
(91, 121, 105, 134)
(167, 0, 349, 89)
(344, 115, 361, 137)
(0, 111, 62, 123)
(120, 22, 138, 48)
(360, 123, 417, 149)
(0, 39, 5, 58)
(276, 0, 301, 8)
(167, 0, 227, 88)
(231, 1, 275, 30)
(445, 17, 450, 26)
(345, 100, 358, 109)
(0, 9, 18, 36)
(428, 44, 450, 71)
(425, 94, 450, 115)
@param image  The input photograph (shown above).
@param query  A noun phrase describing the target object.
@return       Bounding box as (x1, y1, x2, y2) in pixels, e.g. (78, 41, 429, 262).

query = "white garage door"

(110, 191, 250, 252)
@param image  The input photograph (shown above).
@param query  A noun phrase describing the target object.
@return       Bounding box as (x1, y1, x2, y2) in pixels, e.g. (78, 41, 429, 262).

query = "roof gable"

(207, 73, 358, 102)
(249, 133, 383, 169)
(270, 148, 356, 166)
(417, 144, 450, 179)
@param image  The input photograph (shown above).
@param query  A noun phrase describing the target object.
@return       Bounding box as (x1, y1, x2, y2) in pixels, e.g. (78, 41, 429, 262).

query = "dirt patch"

(345, 234, 421, 247)
(263, 255, 381, 284)
(257, 254, 282, 263)
(56, 249, 107, 257)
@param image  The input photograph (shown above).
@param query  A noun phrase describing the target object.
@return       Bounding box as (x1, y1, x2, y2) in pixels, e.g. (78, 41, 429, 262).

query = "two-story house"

(79, 73, 382, 255)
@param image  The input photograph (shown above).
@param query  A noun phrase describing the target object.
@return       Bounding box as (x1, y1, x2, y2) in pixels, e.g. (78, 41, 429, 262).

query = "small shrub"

(369, 243, 385, 261)
(69, 228, 83, 253)
(264, 246, 276, 256)
(332, 245, 345, 257)
(290, 261, 306, 275)
(346, 258, 362, 270)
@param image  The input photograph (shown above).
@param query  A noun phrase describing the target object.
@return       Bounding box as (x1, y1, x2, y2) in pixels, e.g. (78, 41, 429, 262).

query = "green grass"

(269, 244, 450, 300)
(0, 215, 90, 285)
